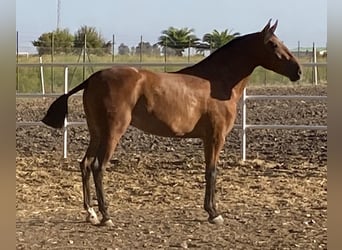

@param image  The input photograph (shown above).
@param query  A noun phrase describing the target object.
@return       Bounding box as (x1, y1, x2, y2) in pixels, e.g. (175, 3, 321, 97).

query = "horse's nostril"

(298, 68, 302, 75)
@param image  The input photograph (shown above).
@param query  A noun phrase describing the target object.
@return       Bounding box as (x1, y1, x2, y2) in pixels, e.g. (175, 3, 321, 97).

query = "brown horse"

(42, 20, 301, 226)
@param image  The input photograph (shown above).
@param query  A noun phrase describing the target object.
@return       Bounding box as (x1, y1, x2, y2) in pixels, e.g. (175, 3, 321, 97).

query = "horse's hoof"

(101, 219, 114, 227)
(87, 215, 100, 225)
(209, 215, 224, 225)
(86, 208, 100, 225)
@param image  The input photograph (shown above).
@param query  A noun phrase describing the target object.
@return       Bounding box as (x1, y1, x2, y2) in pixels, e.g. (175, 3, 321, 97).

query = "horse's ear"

(269, 20, 278, 33)
(263, 19, 278, 43)
(262, 19, 272, 33)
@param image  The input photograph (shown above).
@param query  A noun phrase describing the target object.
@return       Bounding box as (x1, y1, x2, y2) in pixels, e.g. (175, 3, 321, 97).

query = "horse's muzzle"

(290, 67, 302, 82)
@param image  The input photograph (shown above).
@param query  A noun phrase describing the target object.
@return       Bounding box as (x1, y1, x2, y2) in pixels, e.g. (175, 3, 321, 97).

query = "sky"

(16, 0, 327, 53)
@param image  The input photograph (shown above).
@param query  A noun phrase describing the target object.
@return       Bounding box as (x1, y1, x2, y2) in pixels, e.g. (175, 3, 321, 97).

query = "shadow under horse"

(42, 20, 301, 226)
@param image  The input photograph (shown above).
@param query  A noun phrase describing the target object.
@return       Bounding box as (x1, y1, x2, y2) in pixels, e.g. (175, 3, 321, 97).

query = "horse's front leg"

(203, 134, 225, 225)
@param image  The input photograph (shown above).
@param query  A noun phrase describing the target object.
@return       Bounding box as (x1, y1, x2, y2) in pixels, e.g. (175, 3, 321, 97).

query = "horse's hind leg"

(79, 138, 101, 225)
(91, 111, 132, 227)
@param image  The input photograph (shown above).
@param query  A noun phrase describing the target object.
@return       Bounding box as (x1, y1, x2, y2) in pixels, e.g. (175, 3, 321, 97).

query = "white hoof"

(102, 219, 114, 227)
(210, 215, 224, 225)
(86, 208, 100, 225)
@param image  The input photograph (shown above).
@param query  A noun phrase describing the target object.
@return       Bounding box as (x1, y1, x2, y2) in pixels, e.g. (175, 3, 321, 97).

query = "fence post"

(83, 33, 87, 81)
(112, 34, 115, 62)
(164, 40, 167, 72)
(140, 35, 143, 64)
(241, 88, 247, 161)
(51, 32, 55, 93)
(312, 42, 318, 85)
(63, 66, 69, 158)
(39, 56, 45, 95)
(188, 37, 191, 63)
(16, 31, 19, 92)
(297, 41, 300, 58)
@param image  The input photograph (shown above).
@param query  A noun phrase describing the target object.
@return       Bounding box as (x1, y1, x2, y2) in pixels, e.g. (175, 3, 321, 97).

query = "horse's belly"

(131, 113, 200, 138)
(131, 99, 200, 137)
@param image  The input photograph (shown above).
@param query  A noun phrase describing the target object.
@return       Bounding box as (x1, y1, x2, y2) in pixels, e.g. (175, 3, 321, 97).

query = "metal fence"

(16, 41, 327, 93)
(240, 89, 327, 160)
(16, 62, 327, 159)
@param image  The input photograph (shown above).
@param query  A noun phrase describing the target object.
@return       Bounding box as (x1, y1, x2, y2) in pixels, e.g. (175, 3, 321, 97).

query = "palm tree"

(158, 27, 199, 56)
(202, 29, 240, 52)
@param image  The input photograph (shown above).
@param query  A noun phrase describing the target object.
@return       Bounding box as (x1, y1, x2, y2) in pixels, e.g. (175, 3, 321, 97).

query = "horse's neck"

(178, 38, 258, 100)
(178, 47, 257, 100)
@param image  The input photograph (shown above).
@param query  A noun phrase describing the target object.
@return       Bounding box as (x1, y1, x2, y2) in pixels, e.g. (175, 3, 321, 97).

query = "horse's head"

(258, 19, 302, 81)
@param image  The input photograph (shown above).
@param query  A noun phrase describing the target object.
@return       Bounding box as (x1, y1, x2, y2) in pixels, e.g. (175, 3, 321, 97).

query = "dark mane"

(199, 33, 258, 63)
(177, 32, 260, 75)
(209, 32, 258, 54)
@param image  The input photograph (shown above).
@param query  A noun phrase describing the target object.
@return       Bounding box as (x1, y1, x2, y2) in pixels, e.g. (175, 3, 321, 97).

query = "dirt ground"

(16, 85, 327, 249)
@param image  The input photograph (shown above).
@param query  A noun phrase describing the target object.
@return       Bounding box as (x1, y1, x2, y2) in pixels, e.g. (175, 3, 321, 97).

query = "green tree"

(135, 41, 161, 56)
(158, 27, 199, 56)
(74, 25, 111, 55)
(32, 28, 74, 55)
(202, 29, 240, 52)
(118, 43, 130, 56)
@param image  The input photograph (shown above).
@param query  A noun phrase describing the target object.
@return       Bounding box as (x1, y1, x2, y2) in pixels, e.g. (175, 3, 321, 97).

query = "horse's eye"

(271, 42, 278, 49)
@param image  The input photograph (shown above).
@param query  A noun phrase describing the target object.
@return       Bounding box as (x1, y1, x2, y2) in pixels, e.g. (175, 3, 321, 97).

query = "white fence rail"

(16, 63, 327, 160)
(240, 88, 327, 160)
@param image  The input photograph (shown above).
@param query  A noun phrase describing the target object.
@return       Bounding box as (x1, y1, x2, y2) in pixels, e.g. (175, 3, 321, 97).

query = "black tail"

(41, 79, 89, 129)
(41, 94, 68, 128)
